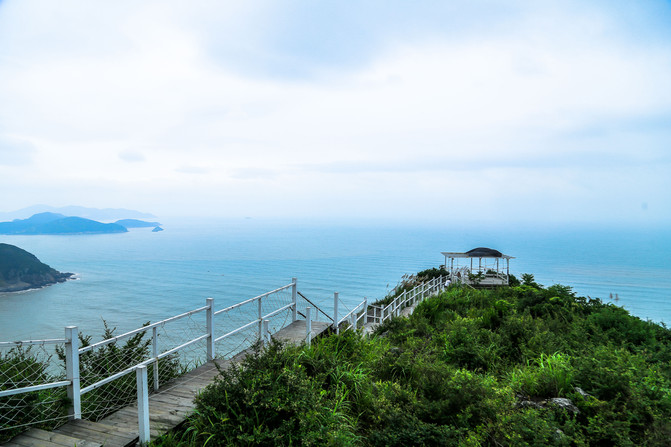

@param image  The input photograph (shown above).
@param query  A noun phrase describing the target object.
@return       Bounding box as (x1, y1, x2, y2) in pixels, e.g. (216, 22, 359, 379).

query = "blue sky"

(0, 0, 669, 225)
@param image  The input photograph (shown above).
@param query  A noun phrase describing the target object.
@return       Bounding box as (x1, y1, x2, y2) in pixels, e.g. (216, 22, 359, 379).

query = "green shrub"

(0, 347, 67, 443)
(56, 321, 182, 421)
(189, 340, 359, 446)
(151, 272, 671, 446)
(508, 353, 574, 398)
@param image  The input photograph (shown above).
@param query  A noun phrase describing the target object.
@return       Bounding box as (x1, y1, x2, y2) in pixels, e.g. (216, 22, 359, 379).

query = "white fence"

(0, 279, 307, 443)
(1, 274, 450, 444)
(367, 276, 448, 325)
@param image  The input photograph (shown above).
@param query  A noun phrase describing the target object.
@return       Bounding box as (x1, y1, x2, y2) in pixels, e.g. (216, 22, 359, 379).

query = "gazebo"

(441, 247, 514, 286)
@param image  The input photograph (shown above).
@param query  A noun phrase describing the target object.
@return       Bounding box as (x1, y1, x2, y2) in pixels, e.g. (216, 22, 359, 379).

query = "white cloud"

(0, 0, 669, 224)
(0, 135, 36, 165)
(119, 150, 145, 163)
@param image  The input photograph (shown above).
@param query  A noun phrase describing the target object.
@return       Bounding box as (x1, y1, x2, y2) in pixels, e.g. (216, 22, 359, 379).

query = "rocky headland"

(0, 243, 74, 292)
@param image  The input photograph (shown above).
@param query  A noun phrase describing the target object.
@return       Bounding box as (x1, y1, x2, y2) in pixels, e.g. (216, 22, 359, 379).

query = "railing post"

(136, 366, 150, 446)
(351, 313, 357, 331)
(333, 292, 339, 334)
(363, 298, 368, 325)
(292, 278, 298, 322)
(206, 298, 215, 361)
(306, 307, 312, 346)
(258, 297, 263, 343)
(65, 326, 81, 420)
(263, 319, 270, 345)
(152, 327, 159, 391)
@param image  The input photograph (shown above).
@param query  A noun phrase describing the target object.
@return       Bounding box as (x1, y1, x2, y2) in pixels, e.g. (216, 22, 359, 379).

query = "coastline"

(0, 272, 75, 294)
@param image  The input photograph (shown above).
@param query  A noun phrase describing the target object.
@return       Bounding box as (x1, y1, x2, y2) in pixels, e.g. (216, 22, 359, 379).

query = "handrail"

(214, 283, 293, 316)
(0, 380, 71, 398)
(297, 291, 333, 322)
(370, 276, 446, 324)
(80, 305, 210, 353)
(215, 319, 260, 343)
(262, 302, 294, 320)
(337, 299, 367, 326)
(0, 338, 68, 347)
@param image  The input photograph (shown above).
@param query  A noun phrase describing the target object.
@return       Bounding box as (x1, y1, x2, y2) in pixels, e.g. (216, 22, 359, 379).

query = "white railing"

(367, 276, 448, 325)
(1, 273, 450, 445)
(0, 333, 76, 434)
(335, 298, 368, 333)
(0, 278, 308, 445)
(213, 279, 297, 358)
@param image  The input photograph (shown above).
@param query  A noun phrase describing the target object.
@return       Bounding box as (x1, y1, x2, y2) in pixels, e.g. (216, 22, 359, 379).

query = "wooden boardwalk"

(4, 320, 332, 447)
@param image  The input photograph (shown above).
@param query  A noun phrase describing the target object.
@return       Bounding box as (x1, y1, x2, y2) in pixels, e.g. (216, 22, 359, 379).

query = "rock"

(554, 429, 565, 441)
(548, 398, 580, 414)
(574, 387, 593, 400)
(515, 394, 580, 414)
(517, 399, 545, 410)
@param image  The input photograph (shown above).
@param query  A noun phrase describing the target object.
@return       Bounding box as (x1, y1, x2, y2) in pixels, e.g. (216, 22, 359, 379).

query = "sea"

(1, 219, 670, 342)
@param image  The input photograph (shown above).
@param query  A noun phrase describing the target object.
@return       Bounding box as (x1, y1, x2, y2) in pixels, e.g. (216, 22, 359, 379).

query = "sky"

(0, 0, 670, 225)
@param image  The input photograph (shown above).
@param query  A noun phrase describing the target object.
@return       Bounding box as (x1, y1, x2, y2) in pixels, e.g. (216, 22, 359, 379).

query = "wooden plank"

(149, 413, 184, 426)
(70, 420, 135, 438)
(150, 394, 195, 407)
(52, 429, 130, 447)
(174, 374, 218, 385)
(153, 390, 198, 401)
(156, 386, 201, 398)
(91, 419, 138, 437)
(149, 405, 192, 418)
(100, 408, 138, 423)
(153, 388, 198, 400)
(55, 421, 135, 447)
(5, 435, 54, 447)
(15, 429, 102, 447)
(52, 427, 128, 447)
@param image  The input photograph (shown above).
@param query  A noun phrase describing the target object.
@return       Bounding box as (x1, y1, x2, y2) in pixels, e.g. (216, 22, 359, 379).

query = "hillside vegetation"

(157, 274, 671, 445)
(0, 243, 72, 292)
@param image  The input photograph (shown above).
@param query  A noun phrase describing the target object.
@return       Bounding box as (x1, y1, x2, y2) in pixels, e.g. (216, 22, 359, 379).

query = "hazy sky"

(0, 0, 669, 225)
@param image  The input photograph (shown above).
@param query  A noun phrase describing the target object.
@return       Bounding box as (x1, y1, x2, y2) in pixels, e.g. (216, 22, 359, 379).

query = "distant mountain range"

(0, 243, 73, 292)
(0, 213, 161, 235)
(0, 205, 155, 222)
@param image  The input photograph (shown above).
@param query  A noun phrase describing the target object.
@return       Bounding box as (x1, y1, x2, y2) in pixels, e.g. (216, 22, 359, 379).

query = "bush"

(152, 273, 671, 446)
(0, 347, 67, 443)
(188, 340, 359, 446)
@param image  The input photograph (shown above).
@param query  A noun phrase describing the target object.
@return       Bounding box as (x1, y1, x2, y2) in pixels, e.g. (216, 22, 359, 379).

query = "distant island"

(0, 243, 73, 292)
(0, 213, 128, 235)
(0, 205, 155, 222)
(114, 219, 161, 228)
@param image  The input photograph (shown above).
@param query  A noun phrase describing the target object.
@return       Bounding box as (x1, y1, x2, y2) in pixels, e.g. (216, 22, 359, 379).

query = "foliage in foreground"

(156, 277, 671, 445)
(0, 323, 182, 443)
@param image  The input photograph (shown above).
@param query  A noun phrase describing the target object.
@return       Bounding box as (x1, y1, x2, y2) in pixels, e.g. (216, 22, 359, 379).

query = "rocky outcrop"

(0, 243, 73, 292)
(516, 393, 581, 414)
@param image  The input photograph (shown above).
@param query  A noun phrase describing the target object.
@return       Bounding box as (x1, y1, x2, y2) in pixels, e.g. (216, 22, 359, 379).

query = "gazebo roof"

(442, 247, 514, 259)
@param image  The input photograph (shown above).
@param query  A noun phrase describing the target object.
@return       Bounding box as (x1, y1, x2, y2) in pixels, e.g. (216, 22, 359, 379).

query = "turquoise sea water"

(1, 220, 670, 341)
